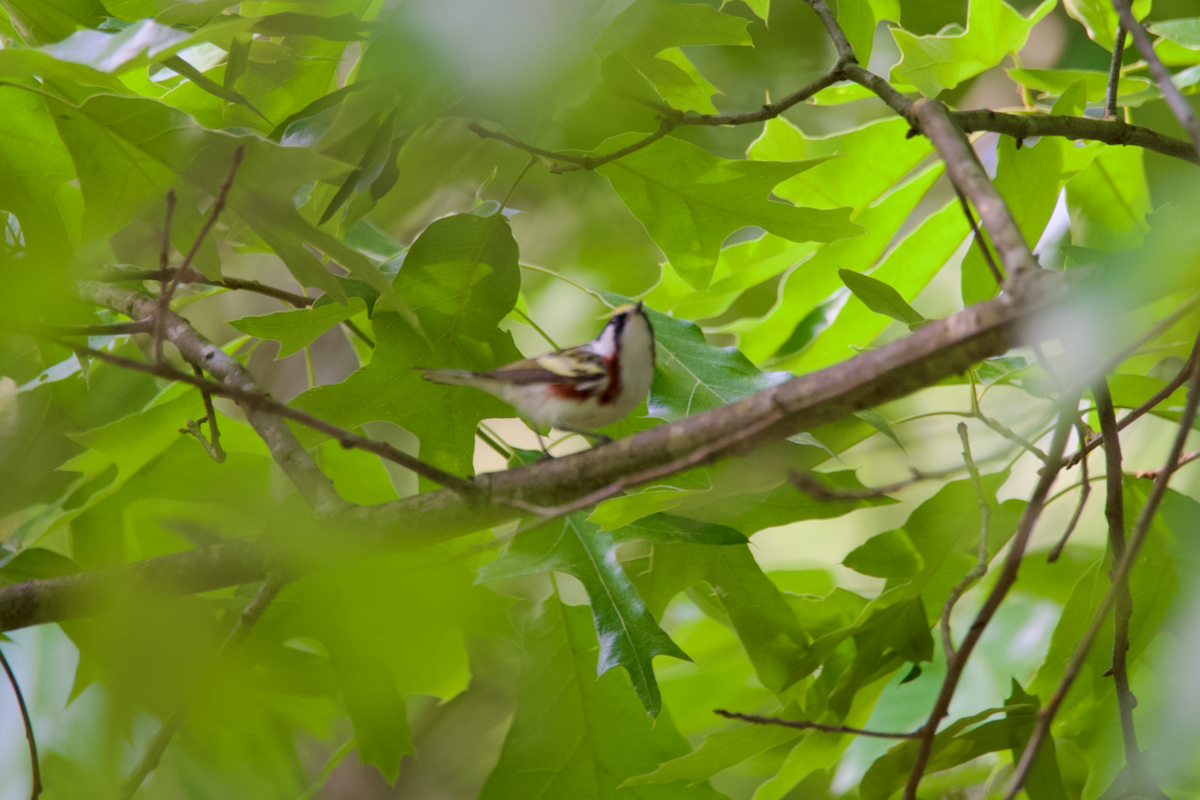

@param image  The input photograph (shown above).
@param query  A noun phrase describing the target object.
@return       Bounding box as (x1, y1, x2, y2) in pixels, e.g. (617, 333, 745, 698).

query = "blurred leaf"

(1066, 145, 1151, 252)
(2, 0, 107, 44)
(478, 599, 725, 799)
(252, 12, 373, 41)
(596, 135, 860, 289)
(231, 297, 367, 359)
(844, 529, 922, 579)
(1008, 68, 1151, 100)
(479, 513, 690, 716)
(838, 0, 877, 65)
(891, 0, 1056, 97)
(292, 214, 524, 476)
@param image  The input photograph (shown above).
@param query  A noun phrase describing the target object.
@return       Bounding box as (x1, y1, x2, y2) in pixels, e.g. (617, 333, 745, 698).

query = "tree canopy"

(1, 0, 1200, 798)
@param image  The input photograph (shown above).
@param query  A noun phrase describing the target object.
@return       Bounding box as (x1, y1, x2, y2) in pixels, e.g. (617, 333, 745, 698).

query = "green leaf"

(594, 0, 752, 114)
(292, 214, 524, 476)
(478, 513, 690, 716)
(731, 161, 943, 363)
(478, 599, 725, 799)
(231, 297, 367, 358)
(844, 529, 922, 579)
(328, 638, 412, 783)
(1066, 145, 1152, 252)
(252, 12, 373, 41)
(890, 0, 1056, 97)
(1063, 0, 1152, 50)
(1149, 17, 1200, 48)
(837, 0, 878, 72)
(838, 269, 925, 326)
(595, 135, 860, 289)
(2, 0, 107, 44)
(1008, 68, 1151, 101)
(0, 86, 75, 262)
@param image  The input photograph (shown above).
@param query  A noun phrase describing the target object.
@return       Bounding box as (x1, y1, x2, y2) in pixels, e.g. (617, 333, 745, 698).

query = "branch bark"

(1, 274, 1058, 632)
(78, 282, 347, 513)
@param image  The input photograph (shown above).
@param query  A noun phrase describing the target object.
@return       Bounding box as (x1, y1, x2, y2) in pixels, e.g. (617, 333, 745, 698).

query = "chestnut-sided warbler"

(419, 302, 655, 445)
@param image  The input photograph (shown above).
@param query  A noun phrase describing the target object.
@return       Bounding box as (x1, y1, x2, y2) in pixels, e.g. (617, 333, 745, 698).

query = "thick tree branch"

(1, 274, 1060, 632)
(952, 110, 1199, 165)
(78, 281, 346, 513)
(1005, 364, 1200, 800)
(1093, 379, 1142, 775)
(1113, 0, 1200, 157)
(911, 99, 1040, 278)
(903, 411, 1076, 800)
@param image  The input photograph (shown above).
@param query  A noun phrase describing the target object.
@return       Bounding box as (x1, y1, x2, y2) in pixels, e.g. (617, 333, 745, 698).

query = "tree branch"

(1093, 378, 1142, 776)
(0, 647, 41, 800)
(903, 411, 1076, 800)
(1004, 364, 1200, 800)
(1105, 24, 1127, 120)
(1, 274, 1060, 632)
(911, 99, 1040, 279)
(951, 110, 1199, 165)
(1113, 0, 1200, 157)
(714, 709, 917, 740)
(78, 281, 346, 513)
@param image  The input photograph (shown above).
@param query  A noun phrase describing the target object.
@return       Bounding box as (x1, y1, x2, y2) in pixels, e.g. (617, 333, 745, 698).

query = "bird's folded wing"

(477, 348, 606, 385)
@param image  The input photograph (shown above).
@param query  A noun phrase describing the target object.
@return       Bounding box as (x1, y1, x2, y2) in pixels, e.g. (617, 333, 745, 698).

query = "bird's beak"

(634, 300, 644, 313)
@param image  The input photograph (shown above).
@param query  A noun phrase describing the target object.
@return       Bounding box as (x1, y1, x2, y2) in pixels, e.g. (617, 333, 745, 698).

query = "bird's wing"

(474, 347, 607, 385)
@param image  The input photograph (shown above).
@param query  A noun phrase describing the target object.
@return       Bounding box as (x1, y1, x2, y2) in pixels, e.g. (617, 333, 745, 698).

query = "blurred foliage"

(1, 0, 1200, 799)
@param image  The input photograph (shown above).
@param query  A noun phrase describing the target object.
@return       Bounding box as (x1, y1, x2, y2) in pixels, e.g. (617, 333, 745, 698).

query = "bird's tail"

(418, 368, 482, 387)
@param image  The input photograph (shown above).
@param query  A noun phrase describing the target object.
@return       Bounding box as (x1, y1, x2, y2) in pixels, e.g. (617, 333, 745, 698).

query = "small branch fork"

(51, 335, 482, 498)
(713, 709, 918, 740)
(0, 647, 42, 800)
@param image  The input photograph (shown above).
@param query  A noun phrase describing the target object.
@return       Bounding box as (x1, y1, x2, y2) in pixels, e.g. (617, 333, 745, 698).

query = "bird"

(419, 302, 655, 452)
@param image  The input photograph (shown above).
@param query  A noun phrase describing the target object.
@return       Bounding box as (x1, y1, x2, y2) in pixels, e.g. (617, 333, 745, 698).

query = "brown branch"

(903, 411, 1076, 800)
(1046, 428, 1089, 562)
(0, 272, 1060, 633)
(674, 70, 845, 126)
(105, 266, 316, 309)
(951, 110, 1199, 165)
(1067, 327, 1200, 467)
(78, 281, 346, 512)
(955, 185, 1005, 286)
(1113, 0, 1200, 157)
(911, 99, 1040, 279)
(118, 573, 286, 799)
(52, 333, 482, 498)
(1105, 24, 1127, 121)
(43, 322, 152, 337)
(156, 148, 244, 364)
(714, 709, 917, 740)
(0, 647, 42, 799)
(940, 423, 991, 661)
(1004, 363, 1200, 800)
(1093, 379, 1142, 775)
(1135, 449, 1200, 479)
(802, 0, 857, 65)
(153, 189, 176, 364)
(182, 363, 225, 463)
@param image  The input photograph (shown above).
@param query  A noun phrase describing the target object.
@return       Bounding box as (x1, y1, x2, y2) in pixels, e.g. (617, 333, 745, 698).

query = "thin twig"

(970, 377, 1050, 463)
(940, 423, 991, 661)
(119, 573, 287, 799)
(1135, 449, 1200, 479)
(903, 411, 1076, 800)
(47, 337, 483, 498)
(955, 185, 1005, 286)
(182, 363, 226, 463)
(1093, 378, 1142, 776)
(42, 322, 152, 337)
(1004, 366, 1200, 800)
(0, 647, 42, 800)
(1046, 428, 1089, 563)
(1067, 326, 1200, 467)
(106, 266, 315, 308)
(341, 319, 375, 349)
(1105, 24, 1127, 120)
(802, 0, 858, 64)
(1113, 0, 1200, 157)
(156, 149, 244, 364)
(713, 709, 917, 740)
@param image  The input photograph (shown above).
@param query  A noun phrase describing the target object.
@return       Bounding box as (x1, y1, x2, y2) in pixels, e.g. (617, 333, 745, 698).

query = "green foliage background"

(1, 0, 1200, 798)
